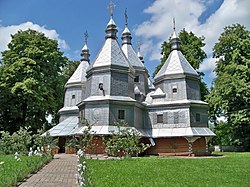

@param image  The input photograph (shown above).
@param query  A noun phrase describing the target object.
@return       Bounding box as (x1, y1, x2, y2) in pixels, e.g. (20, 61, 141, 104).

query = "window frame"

(196, 113, 201, 122)
(118, 110, 125, 120)
(157, 114, 163, 123)
(134, 76, 139, 83)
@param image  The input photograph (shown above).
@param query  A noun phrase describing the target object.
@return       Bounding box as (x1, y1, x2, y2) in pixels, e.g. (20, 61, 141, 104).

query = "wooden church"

(46, 2, 215, 156)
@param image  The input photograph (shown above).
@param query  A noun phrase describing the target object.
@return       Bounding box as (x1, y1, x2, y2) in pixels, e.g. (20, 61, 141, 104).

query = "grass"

(87, 152, 250, 187)
(0, 154, 52, 187)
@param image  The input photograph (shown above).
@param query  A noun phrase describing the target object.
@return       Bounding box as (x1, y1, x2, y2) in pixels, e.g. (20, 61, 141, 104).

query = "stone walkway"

(19, 154, 80, 187)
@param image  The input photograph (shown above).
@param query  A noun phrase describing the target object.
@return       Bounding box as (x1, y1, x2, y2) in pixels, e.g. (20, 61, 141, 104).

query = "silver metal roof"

(144, 96, 208, 106)
(84, 95, 136, 102)
(154, 50, 198, 79)
(71, 125, 143, 136)
(148, 78, 155, 90)
(141, 127, 215, 138)
(151, 87, 165, 97)
(66, 60, 89, 85)
(134, 85, 141, 95)
(46, 116, 79, 137)
(122, 26, 130, 34)
(58, 106, 79, 113)
(122, 42, 145, 69)
(92, 38, 133, 69)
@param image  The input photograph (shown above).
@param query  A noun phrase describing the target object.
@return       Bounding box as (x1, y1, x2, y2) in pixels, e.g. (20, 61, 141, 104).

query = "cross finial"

(125, 8, 128, 26)
(109, 0, 115, 18)
(84, 31, 88, 45)
(173, 17, 176, 31)
(137, 40, 142, 52)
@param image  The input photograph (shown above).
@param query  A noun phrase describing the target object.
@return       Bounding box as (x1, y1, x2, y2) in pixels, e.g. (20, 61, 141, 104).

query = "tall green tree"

(206, 24, 250, 150)
(0, 29, 68, 133)
(154, 29, 208, 100)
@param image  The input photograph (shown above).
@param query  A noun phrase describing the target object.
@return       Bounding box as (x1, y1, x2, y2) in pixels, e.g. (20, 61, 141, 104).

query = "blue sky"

(0, 0, 249, 88)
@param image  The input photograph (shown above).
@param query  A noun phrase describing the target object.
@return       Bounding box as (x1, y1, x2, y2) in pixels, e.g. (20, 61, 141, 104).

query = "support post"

(185, 137, 200, 156)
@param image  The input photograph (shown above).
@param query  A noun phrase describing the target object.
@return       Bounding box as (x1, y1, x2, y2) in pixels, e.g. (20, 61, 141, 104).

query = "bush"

(104, 121, 150, 157)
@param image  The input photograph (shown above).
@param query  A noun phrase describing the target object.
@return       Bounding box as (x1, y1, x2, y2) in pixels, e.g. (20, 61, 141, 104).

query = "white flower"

(0, 161, 4, 165)
(28, 151, 33, 156)
(30, 147, 33, 151)
(37, 147, 40, 152)
(14, 152, 19, 156)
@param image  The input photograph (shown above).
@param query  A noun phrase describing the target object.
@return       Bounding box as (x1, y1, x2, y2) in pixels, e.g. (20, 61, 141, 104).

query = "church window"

(134, 76, 139, 82)
(72, 95, 75, 99)
(173, 88, 177, 93)
(157, 114, 163, 123)
(118, 110, 125, 120)
(196, 113, 201, 122)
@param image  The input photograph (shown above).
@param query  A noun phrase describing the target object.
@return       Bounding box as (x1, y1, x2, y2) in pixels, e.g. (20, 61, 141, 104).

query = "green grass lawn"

(0, 154, 52, 187)
(87, 152, 250, 187)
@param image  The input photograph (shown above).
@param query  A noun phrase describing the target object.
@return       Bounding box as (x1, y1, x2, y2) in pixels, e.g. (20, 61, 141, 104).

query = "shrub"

(104, 121, 150, 157)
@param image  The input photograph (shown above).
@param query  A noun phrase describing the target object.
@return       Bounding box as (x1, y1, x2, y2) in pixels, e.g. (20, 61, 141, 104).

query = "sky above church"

(0, 0, 249, 88)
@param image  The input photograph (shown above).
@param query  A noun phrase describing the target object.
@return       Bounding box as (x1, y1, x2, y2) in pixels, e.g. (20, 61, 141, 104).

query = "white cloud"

(0, 21, 69, 53)
(135, 0, 250, 84)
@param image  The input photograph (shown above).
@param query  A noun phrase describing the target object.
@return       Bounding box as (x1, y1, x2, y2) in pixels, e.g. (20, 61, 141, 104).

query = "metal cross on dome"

(138, 40, 142, 52)
(173, 17, 176, 31)
(109, 0, 116, 18)
(84, 31, 88, 45)
(125, 8, 128, 26)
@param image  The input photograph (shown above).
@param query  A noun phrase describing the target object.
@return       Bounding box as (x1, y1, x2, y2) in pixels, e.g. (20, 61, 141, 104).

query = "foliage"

(0, 154, 52, 187)
(0, 126, 55, 155)
(0, 127, 32, 154)
(87, 152, 250, 187)
(77, 149, 92, 187)
(154, 29, 208, 100)
(104, 121, 150, 157)
(78, 119, 94, 150)
(0, 29, 68, 133)
(206, 24, 250, 150)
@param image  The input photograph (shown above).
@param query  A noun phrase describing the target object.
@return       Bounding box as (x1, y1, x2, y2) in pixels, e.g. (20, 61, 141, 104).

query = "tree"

(0, 29, 68, 133)
(206, 24, 250, 150)
(154, 29, 208, 100)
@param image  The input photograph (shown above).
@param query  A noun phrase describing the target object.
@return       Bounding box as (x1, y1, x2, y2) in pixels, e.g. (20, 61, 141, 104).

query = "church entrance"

(58, 137, 66, 153)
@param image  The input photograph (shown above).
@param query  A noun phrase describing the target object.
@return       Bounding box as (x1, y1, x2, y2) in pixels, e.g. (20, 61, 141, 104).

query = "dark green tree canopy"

(0, 29, 68, 133)
(206, 24, 250, 150)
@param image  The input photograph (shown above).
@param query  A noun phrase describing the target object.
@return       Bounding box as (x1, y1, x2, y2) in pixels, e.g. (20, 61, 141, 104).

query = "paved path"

(19, 154, 80, 187)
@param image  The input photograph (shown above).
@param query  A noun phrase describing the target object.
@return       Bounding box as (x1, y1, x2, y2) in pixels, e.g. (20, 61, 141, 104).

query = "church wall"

(89, 72, 111, 96)
(110, 72, 129, 96)
(190, 106, 208, 127)
(59, 113, 79, 123)
(134, 71, 148, 96)
(134, 105, 145, 129)
(109, 103, 134, 126)
(186, 78, 201, 100)
(64, 86, 82, 107)
(148, 107, 190, 128)
(84, 103, 109, 126)
(128, 73, 135, 99)
(144, 137, 189, 155)
(192, 137, 207, 155)
(156, 78, 187, 101)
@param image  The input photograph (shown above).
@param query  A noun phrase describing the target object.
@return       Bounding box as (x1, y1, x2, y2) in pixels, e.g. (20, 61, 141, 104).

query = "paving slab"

(19, 154, 79, 187)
